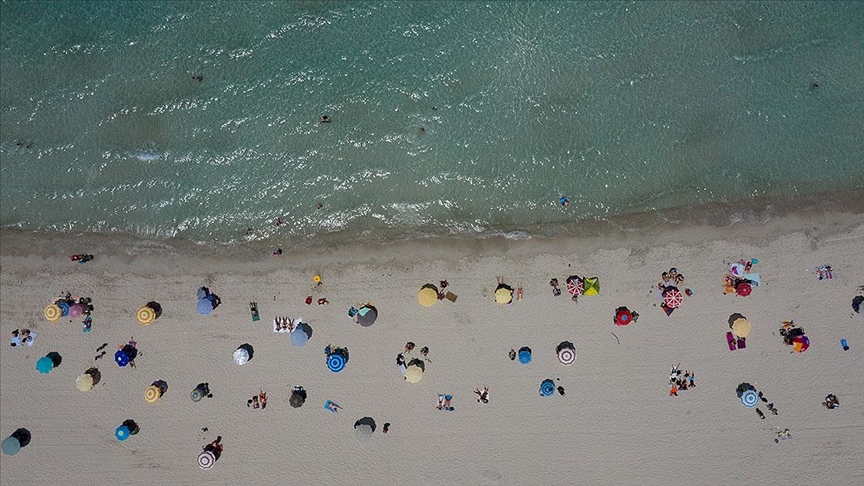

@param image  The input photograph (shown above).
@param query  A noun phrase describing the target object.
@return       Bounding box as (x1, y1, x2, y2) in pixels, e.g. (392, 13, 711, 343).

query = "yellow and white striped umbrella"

(145, 385, 162, 403)
(137, 306, 156, 326)
(44, 304, 61, 322)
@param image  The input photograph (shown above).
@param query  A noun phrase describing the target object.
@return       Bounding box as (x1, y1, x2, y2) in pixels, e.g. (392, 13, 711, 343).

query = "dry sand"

(2, 212, 863, 485)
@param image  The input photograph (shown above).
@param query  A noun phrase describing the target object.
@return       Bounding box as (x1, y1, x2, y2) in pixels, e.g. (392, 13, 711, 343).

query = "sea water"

(1, 1, 863, 247)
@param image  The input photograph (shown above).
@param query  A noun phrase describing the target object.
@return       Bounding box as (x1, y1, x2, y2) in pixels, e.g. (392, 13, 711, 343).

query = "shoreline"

(2, 186, 863, 254)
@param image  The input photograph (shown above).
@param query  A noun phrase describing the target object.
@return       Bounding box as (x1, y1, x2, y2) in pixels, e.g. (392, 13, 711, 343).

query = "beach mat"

(445, 292, 457, 303)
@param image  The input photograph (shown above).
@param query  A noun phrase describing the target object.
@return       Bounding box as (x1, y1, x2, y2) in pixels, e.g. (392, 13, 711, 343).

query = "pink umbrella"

(69, 304, 84, 318)
(565, 276, 583, 297)
(663, 288, 683, 308)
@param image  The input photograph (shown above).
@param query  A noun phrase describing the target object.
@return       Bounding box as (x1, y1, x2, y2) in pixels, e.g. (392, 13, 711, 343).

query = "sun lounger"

(726, 332, 737, 351)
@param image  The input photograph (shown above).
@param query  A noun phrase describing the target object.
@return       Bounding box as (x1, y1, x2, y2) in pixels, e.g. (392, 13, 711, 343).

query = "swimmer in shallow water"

(559, 197, 569, 208)
(320, 115, 331, 123)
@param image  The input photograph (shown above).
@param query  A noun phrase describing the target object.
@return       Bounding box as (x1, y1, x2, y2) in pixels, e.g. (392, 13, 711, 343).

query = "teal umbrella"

(36, 356, 54, 374)
(1, 436, 21, 456)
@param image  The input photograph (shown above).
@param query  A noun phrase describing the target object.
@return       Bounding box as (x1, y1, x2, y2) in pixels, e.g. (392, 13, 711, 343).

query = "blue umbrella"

(197, 298, 213, 316)
(540, 379, 555, 397)
(115, 425, 131, 441)
(740, 389, 759, 408)
(291, 326, 310, 347)
(36, 356, 54, 374)
(1, 436, 21, 456)
(518, 347, 532, 365)
(114, 349, 129, 367)
(58, 301, 70, 317)
(327, 353, 346, 373)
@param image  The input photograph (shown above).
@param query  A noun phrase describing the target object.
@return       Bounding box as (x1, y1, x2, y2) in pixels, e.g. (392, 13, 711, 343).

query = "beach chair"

(726, 332, 737, 351)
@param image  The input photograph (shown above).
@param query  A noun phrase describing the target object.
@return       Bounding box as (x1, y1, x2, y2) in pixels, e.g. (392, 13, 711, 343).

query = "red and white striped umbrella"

(565, 276, 583, 296)
(663, 288, 684, 308)
(198, 450, 215, 470)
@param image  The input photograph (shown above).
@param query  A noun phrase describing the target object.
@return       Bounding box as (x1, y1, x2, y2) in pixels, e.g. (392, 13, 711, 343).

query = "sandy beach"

(1, 212, 863, 485)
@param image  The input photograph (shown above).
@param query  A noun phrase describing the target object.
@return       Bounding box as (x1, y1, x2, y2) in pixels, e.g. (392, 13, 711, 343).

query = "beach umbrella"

(291, 323, 312, 347)
(115, 425, 131, 441)
(1, 436, 21, 456)
(58, 301, 70, 316)
(557, 342, 576, 365)
(540, 379, 556, 397)
(76, 374, 95, 392)
(731, 318, 751, 338)
(418, 284, 438, 307)
(146, 301, 162, 317)
(354, 417, 376, 441)
(44, 304, 61, 322)
(663, 288, 683, 308)
(565, 276, 583, 297)
(145, 386, 162, 403)
(852, 295, 863, 313)
(197, 298, 213, 316)
(137, 306, 156, 325)
(114, 349, 130, 367)
(190, 389, 204, 402)
(289, 391, 306, 408)
(495, 286, 513, 305)
(405, 364, 423, 383)
(327, 353, 346, 373)
(233, 347, 250, 365)
(518, 347, 532, 365)
(69, 304, 84, 318)
(615, 308, 633, 326)
(740, 389, 759, 408)
(582, 277, 600, 295)
(36, 356, 54, 374)
(736, 283, 752, 297)
(198, 450, 216, 470)
(792, 335, 810, 353)
(356, 306, 377, 327)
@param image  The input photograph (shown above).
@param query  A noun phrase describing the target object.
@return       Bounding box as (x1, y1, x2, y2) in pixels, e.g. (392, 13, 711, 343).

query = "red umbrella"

(615, 308, 633, 326)
(792, 335, 810, 353)
(565, 276, 583, 296)
(736, 283, 752, 297)
(663, 288, 683, 308)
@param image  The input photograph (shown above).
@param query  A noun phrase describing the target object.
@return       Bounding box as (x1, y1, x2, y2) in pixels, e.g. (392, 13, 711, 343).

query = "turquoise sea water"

(2, 1, 863, 247)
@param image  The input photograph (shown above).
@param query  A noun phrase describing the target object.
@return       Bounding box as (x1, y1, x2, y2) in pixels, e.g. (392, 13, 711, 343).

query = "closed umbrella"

(76, 374, 95, 392)
(731, 318, 751, 338)
(137, 306, 156, 325)
(197, 298, 213, 316)
(518, 347, 532, 364)
(418, 284, 438, 307)
(44, 304, 61, 322)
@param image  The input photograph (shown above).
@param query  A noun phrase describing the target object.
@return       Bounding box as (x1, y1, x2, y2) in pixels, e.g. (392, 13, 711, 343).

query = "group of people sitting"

(474, 386, 490, 404)
(396, 342, 429, 376)
(815, 265, 834, 280)
(10, 328, 37, 347)
(823, 394, 840, 409)
(779, 320, 806, 346)
(668, 364, 696, 396)
(247, 390, 268, 410)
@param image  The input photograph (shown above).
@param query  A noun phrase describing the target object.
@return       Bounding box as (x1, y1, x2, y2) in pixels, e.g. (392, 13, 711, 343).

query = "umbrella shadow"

(728, 313, 746, 328)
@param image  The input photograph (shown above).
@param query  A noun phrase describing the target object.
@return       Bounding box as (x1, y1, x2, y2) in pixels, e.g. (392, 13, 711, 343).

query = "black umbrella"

(147, 301, 163, 318)
(85, 367, 101, 386)
(728, 313, 746, 327)
(47, 351, 63, 368)
(852, 296, 863, 314)
(11, 428, 31, 447)
(289, 389, 306, 408)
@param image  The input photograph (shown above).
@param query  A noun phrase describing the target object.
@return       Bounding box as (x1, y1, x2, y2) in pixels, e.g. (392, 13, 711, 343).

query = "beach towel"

(445, 292, 458, 303)
(726, 332, 737, 351)
(741, 273, 761, 286)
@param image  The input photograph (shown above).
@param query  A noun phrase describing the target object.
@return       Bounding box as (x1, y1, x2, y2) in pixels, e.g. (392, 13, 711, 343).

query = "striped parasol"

(190, 388, 204, 402)
(565, 276, 583, 297)
(740, 389, 759, 408)
(145, 385, 161, 403)
(198, 450, 216, 469)
(557, 343, 576, 365)
(540, 379, 556, 397)
(663, 288, 684, 308)
(136, 306, 156, 325)
(44, 304, 61, 322)
(327, 353, 346, 373)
